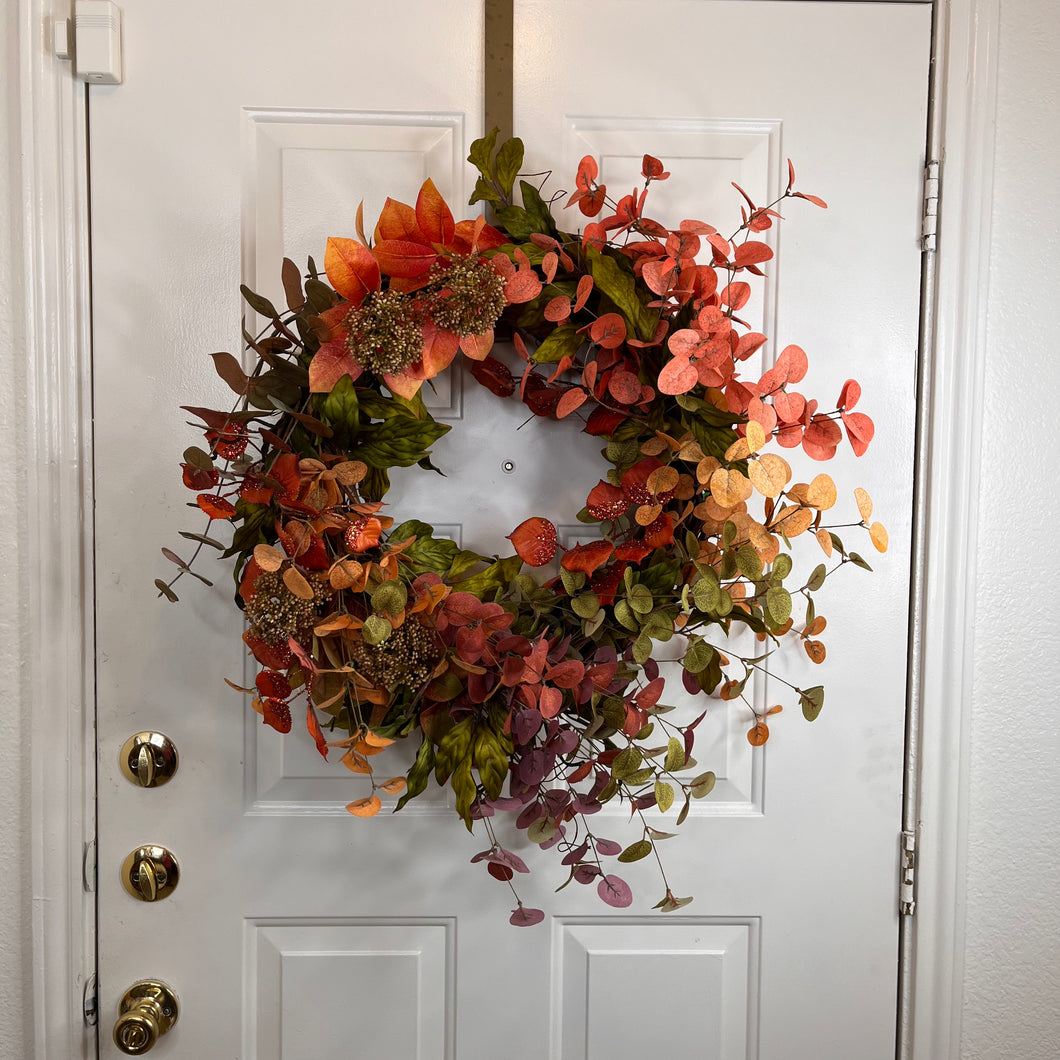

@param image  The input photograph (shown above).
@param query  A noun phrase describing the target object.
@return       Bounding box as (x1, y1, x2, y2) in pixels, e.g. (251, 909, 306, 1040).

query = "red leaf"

(608, 369, 642, 405)
(586, 480, 628, 520)
(561, 540, 614, 575)
(242, 631, 292, 670)
(196, 493, 237, 520)
(734, 241, 773, 268)
(262, 698, 292, 734)
(802, 416, 842, 460)
(470, 356, 516, 397)
(657, 355, 698, 395)
(641, 154, 669, 180)
(584, 407, 628, 436)
(414, 178, 455, 246)
(735, 332, 768, 361)
(323, 237, 380, 305)
(614, 541, 653, 563)
(837, 378, 861, 410)
(841, 411, 875, 456)
(544, 295, 572, 322)
(182, 463, 218, 491)
(556, 387, 588, 419)
(792, 191, 828, 208)
(547, 660, 586, 689)
(508, 517, 558, 567)
(256, 670, 291, 699)
(776, 344, 808, 384)
(589, 313, 627, 349)
(306, 704, 328, 760)
(538, 686, 563, 719)
(643, 512, 674, 548)
(309, 340, 362, 394)
(720, 281, 751, 310)
(573, 274, 594, 312)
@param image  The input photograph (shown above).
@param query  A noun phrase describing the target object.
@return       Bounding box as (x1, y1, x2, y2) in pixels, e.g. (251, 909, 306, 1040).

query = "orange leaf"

(869, 521, 889, 553)
(573, 274, 594, 312)
(341, 749, 372, 774)
(806, 473, 837, 510)
(282, 566, 315, 601)
(709, 467, 752, 507)
(324, 237, 380, 305)
(415, 178, 455, 246)
(379, 777, 407, 795)
(854, 487, 874, 523)
(196, 493, 237, 520)
(556, 387, 588, 419)
(345, 795, 382, 818)
(589, 313, 627, 349)
(507, 517, 558, 566)
(306, 704, 328, 760)
(374, 197, 425, 244)
(544, 295, 571, 322)
(309, 340, 362, 394)
(561, 540, 614, 575)
(372, 238, 437, 279)
(815, 527, 833, 556)
(747, 721, 770, 746)
(804, 640, 827, 664)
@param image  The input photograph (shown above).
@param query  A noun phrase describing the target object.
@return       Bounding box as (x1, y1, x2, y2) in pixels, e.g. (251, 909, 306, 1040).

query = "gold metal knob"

(113, 980, 178, 1054)
(120, 732, 178, 788)
(121, 846, 179, 902)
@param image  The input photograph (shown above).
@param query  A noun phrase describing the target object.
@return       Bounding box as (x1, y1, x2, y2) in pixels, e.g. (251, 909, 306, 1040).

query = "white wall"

(0, 2, 1058, 1058)
(960, 1, 1060, 1057)
(0, 0, 32, 1054)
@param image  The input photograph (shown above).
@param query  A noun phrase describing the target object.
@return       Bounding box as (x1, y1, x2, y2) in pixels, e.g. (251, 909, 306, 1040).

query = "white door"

(91, 2, 930, 1058)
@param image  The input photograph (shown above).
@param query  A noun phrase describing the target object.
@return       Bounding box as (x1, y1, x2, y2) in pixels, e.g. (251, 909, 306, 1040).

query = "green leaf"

(468, 127, 499, 180)
(454, 554, 523, 598)
(571, 593, 601, 619)
(766, 586, 793, 625)
(771, 553, 793, 581)
(528, 817, 558, 844)
(355, 413, 451, 469)
(632, 633, 653, 665)
(469, 175, 500, 206)
(849, 551, 874, 572)
(319, 374, 360, 446)
(395, 734, 435, 811)
(451, 757, 476, 830)
(517, 179, 558, 237)
(654, 893, 694, 912)
(736, 543, 763, 580)
(473, 727, 510, 801)
(612, 746, 643, 780)
(495, 137, 525, 197)
(560, 568, 586, 594)
(617, 840, 653, 863)
(691, 570, 721, 613)
(676, 794, 691, 826)
(371, 581, 407, 616)
(532, 324, 583, 364)
(664, 737, 685, 773)
(628, 583, 654, 615)
(183, 445, 214, 470)
(655, 780, 675, 813)
(807, 563, 827, 591)
(690, 771, 717, 799)
(682, 638, 714, 674)
(362, 614, 391, 645)
(723, 520, 738, 547)
(800, 685, 825, 722)
(587, 249, 657, 341)
(613, 599, 640, 631)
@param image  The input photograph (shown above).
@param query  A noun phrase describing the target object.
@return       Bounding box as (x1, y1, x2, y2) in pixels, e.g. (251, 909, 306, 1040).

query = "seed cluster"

(349, 619, 441, 690)
(344, 288, 424, 376)
(427, 255, 507, 337)
(245, 570, 322, 645)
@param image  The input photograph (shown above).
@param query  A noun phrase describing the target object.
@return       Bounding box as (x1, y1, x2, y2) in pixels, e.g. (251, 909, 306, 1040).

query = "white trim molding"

(16, 0, 96, 1057)
(908, 0, 1000, 1058)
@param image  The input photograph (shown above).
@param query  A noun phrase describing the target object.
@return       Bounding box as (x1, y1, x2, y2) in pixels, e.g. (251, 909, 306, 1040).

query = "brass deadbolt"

(113, 980, 179, 1054)
(120, 732, 178, 788)
(121, 846, 179, 902)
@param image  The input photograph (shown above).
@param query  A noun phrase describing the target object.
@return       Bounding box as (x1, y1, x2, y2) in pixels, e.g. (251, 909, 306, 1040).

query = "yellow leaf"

(806, 473, 837, 510)
(869, 521, 889, 553)
(854, 487, 873, 523)
(283, 566, 315, 601)
(710, 467, 752, 507)
(747, 453, 791, 498)
(815, 528, 833, 556)
(345, 795, 382, 817)
(725, 436, 752, 462)
(746, 420, 766, 453)
(253, 543, 286, 572)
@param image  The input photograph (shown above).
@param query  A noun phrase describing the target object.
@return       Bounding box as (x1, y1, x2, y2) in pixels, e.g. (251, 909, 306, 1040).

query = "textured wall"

(960, 1, 1060, 1057)
(0, 0, 32, 1055)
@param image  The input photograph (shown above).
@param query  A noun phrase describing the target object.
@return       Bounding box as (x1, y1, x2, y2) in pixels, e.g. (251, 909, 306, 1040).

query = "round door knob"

(113, 981, 178, 1054)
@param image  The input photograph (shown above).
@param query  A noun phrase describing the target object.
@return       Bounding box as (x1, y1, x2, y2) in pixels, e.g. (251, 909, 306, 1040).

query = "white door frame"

(8, 0, 998, 1056)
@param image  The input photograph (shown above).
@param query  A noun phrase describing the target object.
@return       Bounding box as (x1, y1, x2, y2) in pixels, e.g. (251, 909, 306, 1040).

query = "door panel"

(91, 2, 929, 1057)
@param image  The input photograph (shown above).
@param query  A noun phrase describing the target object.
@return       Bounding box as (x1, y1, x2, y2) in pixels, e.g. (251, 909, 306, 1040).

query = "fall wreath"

(161, 132, 887, 924)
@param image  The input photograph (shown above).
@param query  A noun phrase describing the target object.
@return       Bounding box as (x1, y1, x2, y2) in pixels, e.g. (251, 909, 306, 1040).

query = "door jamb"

(12, 1, 997, 1057)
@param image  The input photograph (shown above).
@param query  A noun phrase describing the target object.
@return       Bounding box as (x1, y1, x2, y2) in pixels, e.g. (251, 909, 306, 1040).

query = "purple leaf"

(470, 849, 495, 864)
(544, 788, 572, 815)
(510, 905, 546, 927)
(516, 801, 545, 830)
(513, 708, 542, 745)
(682, 668, 700, 695)
(597, 874, 634, 908)
(561, 840, 590, 867)
(495, 847, 530, 874)
(595, 838, 622, 857)
(572, 794, 602, 816)
(546, 728, 580, 756)
(643, 658, 660, 681)
(575, 863, 602, 884)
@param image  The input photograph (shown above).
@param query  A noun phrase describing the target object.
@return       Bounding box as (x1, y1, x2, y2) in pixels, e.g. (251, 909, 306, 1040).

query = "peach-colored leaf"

(854, 487, 873, 523)
(253, 544, 286, 572)
(806, 473, 837, 510)
(460, 330, 494, 361)
(324, 237, 380, 305)
(283, 566, 315, 601)
(869, 521, 889, 553)
(345, 795, 382, 818)
(748, 453, 791, 498)
(309, 340, 362, 393)
(815, 527, 833, 556)
(710, 467, 752, 507)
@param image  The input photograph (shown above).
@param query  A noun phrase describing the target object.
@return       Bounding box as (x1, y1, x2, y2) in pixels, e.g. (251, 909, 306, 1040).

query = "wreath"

(161, 132, 888, 925)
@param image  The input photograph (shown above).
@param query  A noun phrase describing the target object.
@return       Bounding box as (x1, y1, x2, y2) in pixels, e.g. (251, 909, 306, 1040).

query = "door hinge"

(83, 973, 98, 1027)
(921, 160, 940, 252)
(899, 829, 917, 916)
(83, 838, 96, 893)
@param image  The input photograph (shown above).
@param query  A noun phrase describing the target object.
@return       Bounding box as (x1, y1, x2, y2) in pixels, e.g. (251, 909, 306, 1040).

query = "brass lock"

(120, 732, 178, 788)
(121, 846, 179, 902)
(113, 980, 179, 1054)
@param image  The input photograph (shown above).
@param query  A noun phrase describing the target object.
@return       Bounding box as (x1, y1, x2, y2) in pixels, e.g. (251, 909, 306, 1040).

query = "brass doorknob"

(113, 980, 178, 1054)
